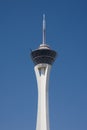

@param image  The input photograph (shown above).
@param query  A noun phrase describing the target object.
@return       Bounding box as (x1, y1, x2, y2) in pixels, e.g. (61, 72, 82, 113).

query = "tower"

(31, 15, 57, 130)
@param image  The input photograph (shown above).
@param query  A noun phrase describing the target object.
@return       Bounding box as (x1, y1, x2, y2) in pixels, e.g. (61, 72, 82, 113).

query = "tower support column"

(34, 64, 51, 130)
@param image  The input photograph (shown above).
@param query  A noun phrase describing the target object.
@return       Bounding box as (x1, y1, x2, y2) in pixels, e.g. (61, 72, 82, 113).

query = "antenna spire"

(42, 14, 46, 45)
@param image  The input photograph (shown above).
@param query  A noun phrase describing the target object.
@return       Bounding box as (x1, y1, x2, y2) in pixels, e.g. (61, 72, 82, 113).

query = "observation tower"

(31, 15, 57, 130)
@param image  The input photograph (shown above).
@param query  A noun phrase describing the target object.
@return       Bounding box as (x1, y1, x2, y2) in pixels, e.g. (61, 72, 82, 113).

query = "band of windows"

(31, 49, 57, 65)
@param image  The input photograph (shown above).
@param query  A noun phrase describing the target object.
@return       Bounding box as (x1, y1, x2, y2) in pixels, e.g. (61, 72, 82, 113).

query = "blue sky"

(0, 0, 87, 130)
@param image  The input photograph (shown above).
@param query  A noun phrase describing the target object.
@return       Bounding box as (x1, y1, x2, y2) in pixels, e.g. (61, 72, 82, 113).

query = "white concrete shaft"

(34, 64, 51, 130)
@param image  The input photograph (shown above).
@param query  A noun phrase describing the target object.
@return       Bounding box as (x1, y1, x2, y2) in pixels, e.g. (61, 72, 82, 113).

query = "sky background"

(0, 0, 87, 130)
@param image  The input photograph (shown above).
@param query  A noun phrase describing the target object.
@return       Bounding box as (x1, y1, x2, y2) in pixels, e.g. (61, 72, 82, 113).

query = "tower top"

(31, 15, 57, 66)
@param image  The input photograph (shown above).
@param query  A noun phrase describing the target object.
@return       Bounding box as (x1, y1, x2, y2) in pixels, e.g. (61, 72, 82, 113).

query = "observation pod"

(31, 44, 57, 65)
(30, 15, 57, 130)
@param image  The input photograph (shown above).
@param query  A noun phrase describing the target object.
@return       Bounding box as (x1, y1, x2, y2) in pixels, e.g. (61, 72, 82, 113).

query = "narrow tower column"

(34, 64, 51, 130)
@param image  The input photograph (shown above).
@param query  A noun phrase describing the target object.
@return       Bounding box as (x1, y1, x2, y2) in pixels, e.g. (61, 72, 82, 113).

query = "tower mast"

(42, 14, 46, 44)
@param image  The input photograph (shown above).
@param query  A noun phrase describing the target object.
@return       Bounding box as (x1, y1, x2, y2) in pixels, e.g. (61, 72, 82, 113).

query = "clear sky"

(0, 0, 87, 130)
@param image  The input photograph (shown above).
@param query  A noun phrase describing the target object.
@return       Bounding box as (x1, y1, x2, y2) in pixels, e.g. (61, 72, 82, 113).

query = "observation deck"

(31, 44, 57, 65)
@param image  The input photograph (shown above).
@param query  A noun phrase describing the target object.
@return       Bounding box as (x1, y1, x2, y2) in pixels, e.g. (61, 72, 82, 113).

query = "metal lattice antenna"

(42, 14, 46, 45)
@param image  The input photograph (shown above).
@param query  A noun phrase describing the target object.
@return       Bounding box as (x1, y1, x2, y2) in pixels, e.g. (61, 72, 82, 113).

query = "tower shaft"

(34, 64, 51, 130)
